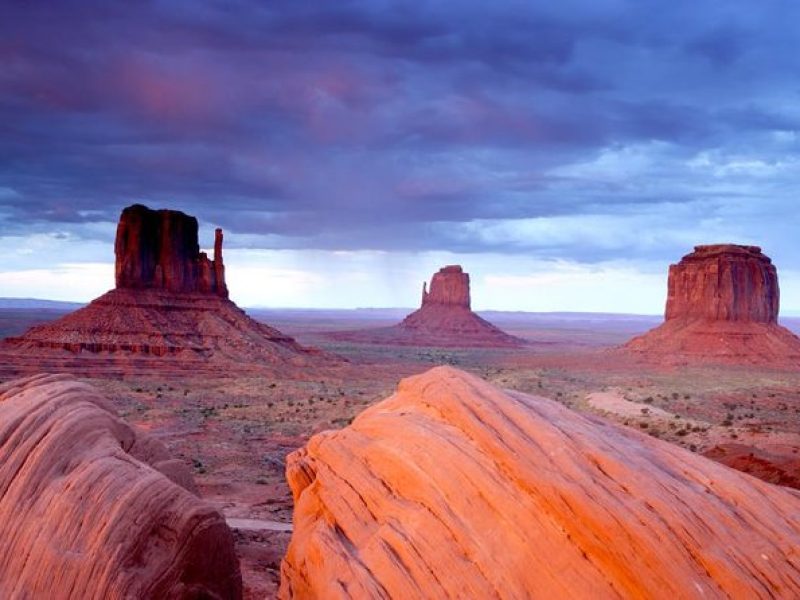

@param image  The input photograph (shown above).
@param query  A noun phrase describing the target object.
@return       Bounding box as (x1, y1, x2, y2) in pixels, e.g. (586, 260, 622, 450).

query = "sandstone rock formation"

(420, 264, 471, 308)
(329, 265, 524, 348)
(1, 204, 333, 376)
(624, 245, 800, 364)
(665, 245, 779, 322)
(280, 366, 800, 599)
(0, 373, 242, 598)
(115, 204, 228, 296)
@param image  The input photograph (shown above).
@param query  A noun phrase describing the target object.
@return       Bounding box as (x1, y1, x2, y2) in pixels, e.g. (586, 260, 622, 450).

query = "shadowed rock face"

(0, 374, 242, 599)
(115, 203, 228, 297)
(1, 204, 334, 374)
(280, 367, 800, 599)
(665, 245, 778, 323)
(624, 245, 800, 364)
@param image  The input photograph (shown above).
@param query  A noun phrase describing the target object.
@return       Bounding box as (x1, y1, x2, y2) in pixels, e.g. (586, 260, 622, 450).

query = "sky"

(1, 1, 800, 313)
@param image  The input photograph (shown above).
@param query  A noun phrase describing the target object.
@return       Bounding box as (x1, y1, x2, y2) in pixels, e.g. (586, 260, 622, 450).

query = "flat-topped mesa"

(621, 244, 800, 365)
(421, 265, 471, 309)
(665, 244, 778, 323)
(115, 204, 228, 297)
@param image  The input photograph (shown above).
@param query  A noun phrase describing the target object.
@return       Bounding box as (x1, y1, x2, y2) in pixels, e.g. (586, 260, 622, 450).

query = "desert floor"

(2, 308, 800, 598)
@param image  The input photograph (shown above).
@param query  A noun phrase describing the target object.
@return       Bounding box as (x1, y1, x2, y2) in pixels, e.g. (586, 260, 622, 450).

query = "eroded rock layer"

(116, 203, 228, 296)
(421, 265, 471, 308)
(0, 374, 242, 599)
(1, 205, 334, 376)
(665, 245, 778, 322)
(280, 366, 800, 599)
(329, 266, 523, 348)
(4, 289, 317, 362)
(624, 244, 800, 364)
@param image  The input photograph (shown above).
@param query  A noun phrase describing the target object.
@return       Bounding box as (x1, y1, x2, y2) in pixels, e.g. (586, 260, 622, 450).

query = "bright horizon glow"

(3, 247, 800, 316)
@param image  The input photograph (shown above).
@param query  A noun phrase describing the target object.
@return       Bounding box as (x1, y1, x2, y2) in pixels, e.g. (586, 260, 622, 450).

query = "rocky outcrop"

(624, 245, 800, 364)
(665, 245, 778, 323)
(280, 366, 800, 599)
(1, 204, 334, 376)
(0, 374, 242, 599)
(115, 203, 228, 297)
(421, 265, 471, 309)
(329, 266, 524, 348)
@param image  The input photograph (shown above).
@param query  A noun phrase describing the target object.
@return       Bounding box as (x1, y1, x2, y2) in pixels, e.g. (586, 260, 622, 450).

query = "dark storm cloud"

(1, 0, 799, 261)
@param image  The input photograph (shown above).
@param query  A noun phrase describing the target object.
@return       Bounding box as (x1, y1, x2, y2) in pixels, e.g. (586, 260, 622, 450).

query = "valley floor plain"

(2, 306, 800, 597)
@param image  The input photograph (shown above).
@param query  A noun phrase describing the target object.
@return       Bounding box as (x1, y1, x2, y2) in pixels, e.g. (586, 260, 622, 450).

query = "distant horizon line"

(5, 295, 800, 318)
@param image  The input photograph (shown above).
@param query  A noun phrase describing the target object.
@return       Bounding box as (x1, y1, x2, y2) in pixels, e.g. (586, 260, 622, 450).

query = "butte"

(329, 265, 524, 348)
(0, 204, 333, 377)
(623, 244, 800, 365)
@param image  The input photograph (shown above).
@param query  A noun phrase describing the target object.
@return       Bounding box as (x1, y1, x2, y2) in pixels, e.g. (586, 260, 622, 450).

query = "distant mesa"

(329, 265, 524, 348)
(280, 366, 800, 598)
(0, 374, 242, 598)
(1, 204, 334, 376)
(623, 244, 800, 364)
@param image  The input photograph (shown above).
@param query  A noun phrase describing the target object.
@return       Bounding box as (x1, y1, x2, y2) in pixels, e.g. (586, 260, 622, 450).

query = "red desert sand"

(0, 374, 242, 599)
(280, 366, 800, 599)
(624, 244, 800, 364)
(329, 265, 524, 348)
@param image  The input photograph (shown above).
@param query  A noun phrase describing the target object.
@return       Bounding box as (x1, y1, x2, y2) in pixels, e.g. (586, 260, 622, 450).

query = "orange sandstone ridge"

(0, 374, 242, 598)
(623, 244, 800, 365)
(1, 204, 335, 377)
(329, 265, 524, 348)
(280, 366, 800, 599)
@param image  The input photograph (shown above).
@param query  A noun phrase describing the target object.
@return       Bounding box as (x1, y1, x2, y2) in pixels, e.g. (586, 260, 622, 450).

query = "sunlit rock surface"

(280, 366, 800, 599)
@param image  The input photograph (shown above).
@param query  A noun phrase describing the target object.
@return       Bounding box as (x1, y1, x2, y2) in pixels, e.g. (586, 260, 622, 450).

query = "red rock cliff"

(115, 204, 228, 297)
(622, 244, 800, 364)
(665, 244, 778, 323)
(421, 265, 471, 309)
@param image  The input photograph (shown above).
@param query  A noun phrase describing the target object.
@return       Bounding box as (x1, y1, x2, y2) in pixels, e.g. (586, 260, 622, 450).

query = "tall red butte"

(330, 265, 524, 347)
(1, 204, 331, 377)
(624, 244, 800, 364)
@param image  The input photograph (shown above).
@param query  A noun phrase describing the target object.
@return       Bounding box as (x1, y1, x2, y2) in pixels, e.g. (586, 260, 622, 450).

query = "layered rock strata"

(0, 374, 242, 599)
(1, 204, 331, 374)
(624, 245, 800, 364)
(280, 366, 800, 599)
